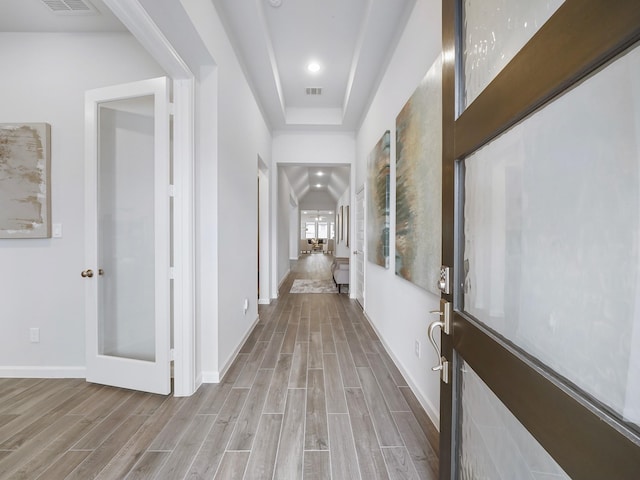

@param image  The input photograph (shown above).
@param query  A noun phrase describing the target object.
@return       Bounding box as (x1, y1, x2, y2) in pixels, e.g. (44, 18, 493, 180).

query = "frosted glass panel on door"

(460, 361, 569, 480)
(463, 0, 564, 108)
(98, 96, 156, 362)
(463, 43, 640, 424)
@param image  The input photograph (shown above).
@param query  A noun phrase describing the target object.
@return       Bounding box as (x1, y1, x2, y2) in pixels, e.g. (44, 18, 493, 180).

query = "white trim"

(103, 0, 197, 397)
(101, 0, 191, 80)
(171, 78, 197, 397)
(202, 315, 260, 384)
(0, 367, 86, 378)
(258, 298, 272, 305)
(364, 311, 440, 430)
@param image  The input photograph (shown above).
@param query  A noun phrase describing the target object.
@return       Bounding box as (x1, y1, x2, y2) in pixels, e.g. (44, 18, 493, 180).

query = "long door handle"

(428, 317, 445, 372)
(428, 302, 452, 383)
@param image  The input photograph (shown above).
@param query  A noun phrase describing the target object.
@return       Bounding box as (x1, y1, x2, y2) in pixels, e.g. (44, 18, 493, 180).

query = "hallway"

(0, 254, 438, 479)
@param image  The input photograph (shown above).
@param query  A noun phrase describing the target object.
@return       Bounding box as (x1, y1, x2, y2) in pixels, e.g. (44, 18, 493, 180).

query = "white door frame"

(355, 185, 365, 308)
(104, 0, 196, 396)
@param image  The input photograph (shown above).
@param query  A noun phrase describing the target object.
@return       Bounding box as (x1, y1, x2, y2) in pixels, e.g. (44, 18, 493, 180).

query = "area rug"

(290, 279, 338, 294)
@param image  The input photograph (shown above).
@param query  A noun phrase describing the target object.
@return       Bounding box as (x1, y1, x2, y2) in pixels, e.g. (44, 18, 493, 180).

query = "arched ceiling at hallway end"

(281, 164, 349, 203)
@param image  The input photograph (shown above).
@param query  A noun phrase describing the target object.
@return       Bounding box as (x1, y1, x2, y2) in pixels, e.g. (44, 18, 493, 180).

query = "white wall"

(0, 32, 165, 375)
(355, 0, 443, 425)
(180, 0, 273, 378)
(273, 131, 356, 165)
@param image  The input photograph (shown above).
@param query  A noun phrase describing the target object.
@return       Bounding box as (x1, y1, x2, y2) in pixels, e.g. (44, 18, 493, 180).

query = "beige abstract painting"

(395, 57, 442, 293)
(367, 130, 391, 269)
(0, 123, 51, 238)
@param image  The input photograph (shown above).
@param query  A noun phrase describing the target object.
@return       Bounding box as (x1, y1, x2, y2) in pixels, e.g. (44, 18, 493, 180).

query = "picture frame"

(0, 123, 52, 239)
(346, 205, 350, 247)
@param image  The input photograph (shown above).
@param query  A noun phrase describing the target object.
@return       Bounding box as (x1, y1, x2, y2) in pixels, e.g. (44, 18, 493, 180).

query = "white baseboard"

(363, 312, 440, 430)
(278, 269, 290, 291)
(258, 298, 271, 305)
(0, 366, 86, 378)
(201, 314, 260, 384)
(201, 370, 219, 383)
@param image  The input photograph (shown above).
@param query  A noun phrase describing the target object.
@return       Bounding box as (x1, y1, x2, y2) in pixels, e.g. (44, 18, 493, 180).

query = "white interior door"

(84, 77, 171, 395)
(355, 187, 365, 307)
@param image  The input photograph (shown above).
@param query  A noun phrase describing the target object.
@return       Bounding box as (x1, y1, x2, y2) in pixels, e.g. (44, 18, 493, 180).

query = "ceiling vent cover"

(41, 0, 98, 15)
(305, 87, 323, 96)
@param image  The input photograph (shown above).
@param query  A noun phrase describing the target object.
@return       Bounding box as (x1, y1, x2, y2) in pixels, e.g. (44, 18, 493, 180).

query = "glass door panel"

(460, 361, 569, 480)
(98, 96, 156, 362)
(463, 0, 564, 108)
(462, 43, 640, 423)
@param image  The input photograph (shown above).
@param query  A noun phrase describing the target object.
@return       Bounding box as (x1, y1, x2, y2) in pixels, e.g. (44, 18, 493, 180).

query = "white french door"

(83, 77, 171, 395)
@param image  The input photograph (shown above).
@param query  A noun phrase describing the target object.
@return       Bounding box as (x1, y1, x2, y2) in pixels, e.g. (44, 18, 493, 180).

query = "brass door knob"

(81, 269, 94, 278)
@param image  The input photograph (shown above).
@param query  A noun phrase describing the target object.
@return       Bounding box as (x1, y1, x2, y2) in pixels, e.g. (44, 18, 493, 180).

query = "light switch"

(52, 223, 62, 238)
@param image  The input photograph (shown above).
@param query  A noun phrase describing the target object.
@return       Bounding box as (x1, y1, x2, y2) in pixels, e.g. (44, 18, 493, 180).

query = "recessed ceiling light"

(315, 184, 322, 188)
(317, 171, 324, 176)
(307, 62, 321, 73)
(268, 0, 282, 7)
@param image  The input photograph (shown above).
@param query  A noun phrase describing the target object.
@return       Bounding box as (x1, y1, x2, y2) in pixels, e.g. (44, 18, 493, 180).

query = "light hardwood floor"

(0, 254, 438, 479)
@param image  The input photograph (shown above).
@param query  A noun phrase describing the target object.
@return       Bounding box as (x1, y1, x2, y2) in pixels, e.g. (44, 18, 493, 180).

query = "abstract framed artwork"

(0, 123, 52, 239)
(366, 130, 391, 269)
(346, 205, 350, 247)
(339, 205, 344, 241)
(395, 57, 442, 294)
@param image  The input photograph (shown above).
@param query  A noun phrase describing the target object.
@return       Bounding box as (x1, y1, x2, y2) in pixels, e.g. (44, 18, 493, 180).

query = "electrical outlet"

(414, 339, 420, 358)
(30, 328, 40, 343)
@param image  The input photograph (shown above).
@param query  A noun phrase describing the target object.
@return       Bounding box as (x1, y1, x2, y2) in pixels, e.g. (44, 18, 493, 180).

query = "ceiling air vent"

(40, 0, 98, 15)
(305, 87, 323, 96)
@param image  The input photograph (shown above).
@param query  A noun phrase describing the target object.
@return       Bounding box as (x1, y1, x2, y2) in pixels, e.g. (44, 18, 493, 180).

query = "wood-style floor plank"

(244, 414, 282, 480)
(368, 353, 411, 412)
(123, 451, 169, 480)
(356, 367, 404, 447)
(323, 354, 348, 414)
(393, 411, 439, 480)
(185, 388, 249, 479)
(289, 342, 309, 388)
(345, 387, 390, 480)
(274, 389, 305, 478)
(382, 446, 420, 480)
(34, 450, 92, 480)
(263, 354, 293, 414)
(328, 413, 362, 480)
(0, 254, 438, 480)
(304, 450, 331, 480)
(305, 369, 329, 451)
(227, 369, 273, 450)
(214, 451, 250, 479)
(66, 415, 148, 480)
(153, 414, 215, 480)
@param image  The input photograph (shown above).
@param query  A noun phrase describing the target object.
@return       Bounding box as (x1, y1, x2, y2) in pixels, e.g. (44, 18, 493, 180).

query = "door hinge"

(168, 184, 175, 197)
(169, 267, 175, 279)
(170, 348, 175, 361)
(168, 102, 175, 116)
